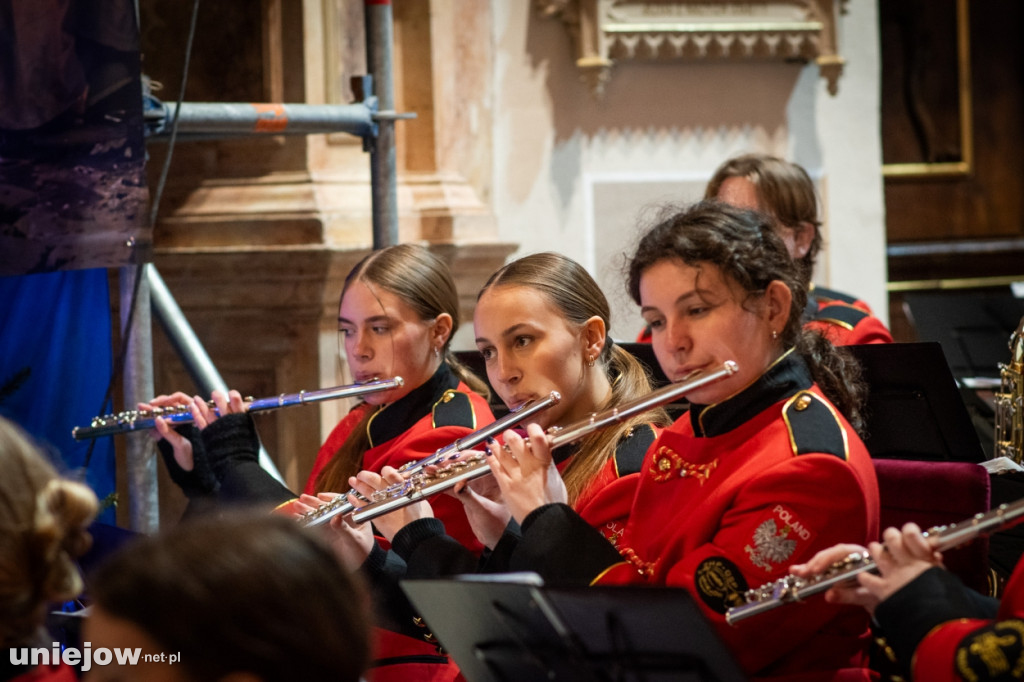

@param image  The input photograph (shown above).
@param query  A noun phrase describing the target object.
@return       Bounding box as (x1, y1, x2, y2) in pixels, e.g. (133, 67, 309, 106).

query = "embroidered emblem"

(648, 446, 717, 485)
(955, 620, 1024, 681)
(745, 519, 797, 572)
(649, 446, 682, 482)
(694, 557, 748, 614)
(681, 458, 718, 485)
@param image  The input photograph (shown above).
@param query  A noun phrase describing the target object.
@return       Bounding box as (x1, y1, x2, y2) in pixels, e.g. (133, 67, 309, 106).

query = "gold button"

(795, 394, 812, 411)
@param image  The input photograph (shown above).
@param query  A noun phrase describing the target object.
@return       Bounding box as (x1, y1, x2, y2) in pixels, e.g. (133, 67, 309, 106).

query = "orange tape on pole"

(252, 104, 288, 133)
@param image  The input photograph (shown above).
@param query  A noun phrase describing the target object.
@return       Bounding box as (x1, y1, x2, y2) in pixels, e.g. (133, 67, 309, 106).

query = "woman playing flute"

(143, 244, 496, 679)
(489, 201, 881, 682)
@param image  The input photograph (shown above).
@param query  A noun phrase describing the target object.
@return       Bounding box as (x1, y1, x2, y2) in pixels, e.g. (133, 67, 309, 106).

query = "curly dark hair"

(626, 200, 866, 434)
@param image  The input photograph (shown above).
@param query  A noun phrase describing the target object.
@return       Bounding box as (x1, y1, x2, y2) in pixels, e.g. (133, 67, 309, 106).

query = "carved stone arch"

(537, 0, 848, 96)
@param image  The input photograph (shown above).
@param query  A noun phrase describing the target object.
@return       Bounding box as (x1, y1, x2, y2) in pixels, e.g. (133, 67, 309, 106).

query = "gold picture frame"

(882, 0, 973, 179)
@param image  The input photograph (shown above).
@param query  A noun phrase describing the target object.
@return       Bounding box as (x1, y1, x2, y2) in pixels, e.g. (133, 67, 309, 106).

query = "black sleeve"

(202, 413, 296, 507)
(508, 503, 623, 586)
(359, 535, 449, 642)
(874, 566, 1001, 670)
(392, 517, 480, 578)
(478, 519, 522, 574)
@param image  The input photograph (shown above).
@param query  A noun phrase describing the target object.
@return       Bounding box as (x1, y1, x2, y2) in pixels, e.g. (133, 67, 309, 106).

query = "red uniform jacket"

(508, 352, 881, 682)
(368, 424, 659, 682)
(305, 364, 494, 682)
(803, 285, 892, 346)
(304, 377, 493, 554)
(573, 423, 659, 546)
(5, 665, 78, 682)
(912, 567, 1023, 682)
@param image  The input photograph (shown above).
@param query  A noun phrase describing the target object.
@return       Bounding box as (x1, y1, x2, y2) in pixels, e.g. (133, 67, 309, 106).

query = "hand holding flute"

(485, 423, 568, 526)
(787, 522, 943, 617)
(138, 388, 249, 475)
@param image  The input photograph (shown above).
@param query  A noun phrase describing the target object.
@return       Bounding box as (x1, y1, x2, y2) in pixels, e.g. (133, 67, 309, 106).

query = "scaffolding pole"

(129, 2, 407, 527)
(365, 0, 399, 248)
(120, 265, 159, 533)
(147, 265, 286, 485)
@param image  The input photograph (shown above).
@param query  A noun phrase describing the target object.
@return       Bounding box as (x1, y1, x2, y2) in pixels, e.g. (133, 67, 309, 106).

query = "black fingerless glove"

(202, 412, 261, 475)
(156, 426, 220, 500)
(203, 412, 296, 505)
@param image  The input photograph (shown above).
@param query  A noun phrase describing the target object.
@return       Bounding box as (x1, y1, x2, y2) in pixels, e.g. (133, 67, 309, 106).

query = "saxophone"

(994, 315, 1024, 463)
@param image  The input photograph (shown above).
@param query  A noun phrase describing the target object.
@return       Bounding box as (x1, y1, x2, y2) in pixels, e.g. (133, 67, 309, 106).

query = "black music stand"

(401, 574, 748, 682)
(902, 289, 1024, 379)
(844, 342, 986, 463)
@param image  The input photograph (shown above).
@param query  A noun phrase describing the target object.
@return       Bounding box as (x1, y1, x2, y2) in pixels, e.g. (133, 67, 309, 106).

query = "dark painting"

(0, 0, 149, 275)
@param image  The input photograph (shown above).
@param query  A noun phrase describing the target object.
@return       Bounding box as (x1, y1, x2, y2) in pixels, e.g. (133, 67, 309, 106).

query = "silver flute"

(349, 360, 739, 525)
(726, 495, 1024, 625)
(299, 391, 562, 527)
(71, 377, 404, 440)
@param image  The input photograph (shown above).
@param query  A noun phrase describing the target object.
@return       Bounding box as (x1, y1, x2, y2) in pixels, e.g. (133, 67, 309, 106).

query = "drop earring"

(586, 355, 595, 368)
(771, 330, 778, 340)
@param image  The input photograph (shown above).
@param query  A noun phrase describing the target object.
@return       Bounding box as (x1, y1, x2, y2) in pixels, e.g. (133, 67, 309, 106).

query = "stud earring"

(771, 330, 778, 340)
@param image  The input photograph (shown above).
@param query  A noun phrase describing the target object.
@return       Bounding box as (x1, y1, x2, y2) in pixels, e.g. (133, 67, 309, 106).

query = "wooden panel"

(883, 0, 1024, 245)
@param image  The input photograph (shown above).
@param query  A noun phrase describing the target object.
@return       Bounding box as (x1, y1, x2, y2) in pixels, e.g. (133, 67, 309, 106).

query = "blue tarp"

(0, 268, 116, 523)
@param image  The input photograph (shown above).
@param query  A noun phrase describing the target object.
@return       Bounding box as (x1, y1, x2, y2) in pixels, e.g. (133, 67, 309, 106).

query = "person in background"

(639, 154, 892, 346)
(491, 201, 880, 681)
(0, 415, 98, 682)
(707, 154, 893, 345)
(84, 513, 370, 682)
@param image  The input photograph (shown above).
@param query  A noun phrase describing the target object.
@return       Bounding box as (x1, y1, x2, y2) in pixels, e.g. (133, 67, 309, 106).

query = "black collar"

(688, 350, 813, 437)
(367, 362, 460, 447)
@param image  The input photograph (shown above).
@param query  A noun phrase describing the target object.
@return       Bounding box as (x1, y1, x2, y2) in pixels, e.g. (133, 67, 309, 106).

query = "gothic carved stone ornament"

(537, 0, 847, 96)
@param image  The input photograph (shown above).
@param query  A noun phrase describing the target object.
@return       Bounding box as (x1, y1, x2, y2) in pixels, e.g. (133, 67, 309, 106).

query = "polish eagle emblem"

(745, 519, 798, 571)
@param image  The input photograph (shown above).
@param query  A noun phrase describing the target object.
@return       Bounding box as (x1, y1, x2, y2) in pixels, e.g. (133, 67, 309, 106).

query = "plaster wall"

(489, 2, 887, 343)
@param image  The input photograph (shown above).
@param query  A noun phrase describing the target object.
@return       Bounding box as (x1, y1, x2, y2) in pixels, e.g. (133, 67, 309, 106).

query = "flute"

(349, 361, 739, 525)
(299, 391, 562, 528)
(725, 496, 1024, 625)
(71, 377, 404, 440)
